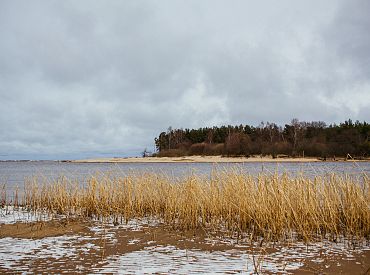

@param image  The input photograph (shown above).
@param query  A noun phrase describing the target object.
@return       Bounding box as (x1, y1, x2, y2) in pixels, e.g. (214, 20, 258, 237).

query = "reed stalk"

(7, 170, 370, 242)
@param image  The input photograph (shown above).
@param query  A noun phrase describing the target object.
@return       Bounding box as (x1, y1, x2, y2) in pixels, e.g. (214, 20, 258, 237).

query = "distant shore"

(71, 155, 369, 163)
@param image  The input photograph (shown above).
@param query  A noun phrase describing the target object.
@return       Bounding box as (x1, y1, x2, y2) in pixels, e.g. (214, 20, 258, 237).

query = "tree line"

(154, 119, 370, 159)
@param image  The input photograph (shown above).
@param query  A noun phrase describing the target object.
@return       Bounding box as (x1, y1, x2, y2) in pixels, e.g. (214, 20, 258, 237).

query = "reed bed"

(11, 170, 370, 242)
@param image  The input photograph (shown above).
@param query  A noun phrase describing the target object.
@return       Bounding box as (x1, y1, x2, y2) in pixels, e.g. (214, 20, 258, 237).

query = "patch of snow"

(128, 239, 140, 245)
(96, 245, 302, 274)
(0, 235, 99, 270)
(0, 206, 52, 224)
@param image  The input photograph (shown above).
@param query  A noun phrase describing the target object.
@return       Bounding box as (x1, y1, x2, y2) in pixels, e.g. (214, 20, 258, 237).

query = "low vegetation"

(6, 170, 368, 243)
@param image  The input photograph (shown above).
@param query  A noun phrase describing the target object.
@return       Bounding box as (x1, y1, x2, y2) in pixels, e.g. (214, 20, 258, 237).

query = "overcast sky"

(0, 1, 369, 160)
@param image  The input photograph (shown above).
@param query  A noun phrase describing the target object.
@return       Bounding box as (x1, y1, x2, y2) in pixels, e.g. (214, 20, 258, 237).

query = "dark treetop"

(154, 119, 370, 159)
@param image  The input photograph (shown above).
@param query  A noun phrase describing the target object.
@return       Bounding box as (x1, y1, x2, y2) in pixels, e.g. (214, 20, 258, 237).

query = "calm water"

(1, 161, 369, 194)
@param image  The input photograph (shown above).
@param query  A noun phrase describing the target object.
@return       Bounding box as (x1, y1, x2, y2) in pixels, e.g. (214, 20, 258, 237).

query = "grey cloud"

(0, 0, 369, 159)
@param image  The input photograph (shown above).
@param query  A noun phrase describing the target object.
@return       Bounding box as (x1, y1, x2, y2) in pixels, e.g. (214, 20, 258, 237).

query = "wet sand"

(1, 218, 369, 274)
(0, 219, 88, 239)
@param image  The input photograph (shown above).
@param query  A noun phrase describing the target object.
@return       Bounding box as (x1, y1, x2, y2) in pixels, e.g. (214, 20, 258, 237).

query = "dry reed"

(10, 170, 370, 242)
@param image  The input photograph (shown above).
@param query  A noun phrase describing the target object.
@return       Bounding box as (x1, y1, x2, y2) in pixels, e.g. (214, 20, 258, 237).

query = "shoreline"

(71, 155, 369, 163)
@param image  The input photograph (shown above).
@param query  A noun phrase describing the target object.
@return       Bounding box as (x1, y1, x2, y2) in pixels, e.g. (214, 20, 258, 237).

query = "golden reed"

(14, 170, 370, 242)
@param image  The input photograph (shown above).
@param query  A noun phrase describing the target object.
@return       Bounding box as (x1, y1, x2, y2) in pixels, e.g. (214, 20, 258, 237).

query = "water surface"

(1, 161, 369, 194)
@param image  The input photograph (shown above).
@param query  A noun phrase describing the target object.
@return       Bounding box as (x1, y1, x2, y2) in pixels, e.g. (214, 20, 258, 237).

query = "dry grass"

(9, 170, 370, 242)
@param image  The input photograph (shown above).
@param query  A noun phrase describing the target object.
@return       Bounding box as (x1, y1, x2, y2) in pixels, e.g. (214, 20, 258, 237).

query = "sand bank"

(71, 155, 368, 163)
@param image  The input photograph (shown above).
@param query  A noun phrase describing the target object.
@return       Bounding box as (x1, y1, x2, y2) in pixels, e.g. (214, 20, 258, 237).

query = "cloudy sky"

(0, 0, 369, 160)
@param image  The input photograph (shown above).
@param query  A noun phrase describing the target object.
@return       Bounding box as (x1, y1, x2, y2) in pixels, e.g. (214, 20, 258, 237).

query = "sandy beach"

(71, 155, 369, 163)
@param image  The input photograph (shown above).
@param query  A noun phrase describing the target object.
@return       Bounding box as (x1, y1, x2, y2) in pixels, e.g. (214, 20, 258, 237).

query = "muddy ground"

(0, 218, 369, 274)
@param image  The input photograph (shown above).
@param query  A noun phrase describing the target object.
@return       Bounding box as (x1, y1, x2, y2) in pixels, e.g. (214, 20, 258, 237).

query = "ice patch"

(0, 206, 52, 224)
(96, 245, 302, 274)
(0, 235, 100, 270)
(128, 238, 140, 245)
